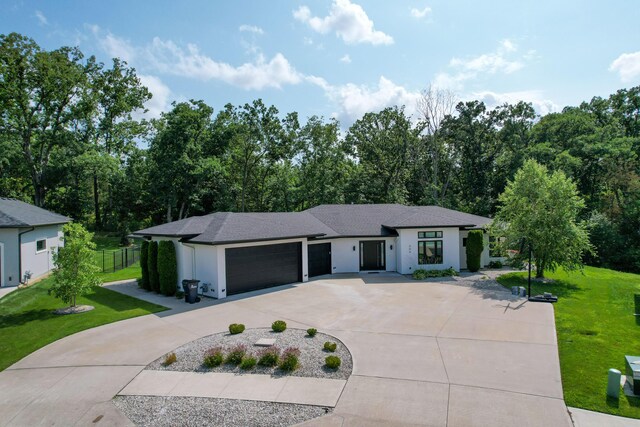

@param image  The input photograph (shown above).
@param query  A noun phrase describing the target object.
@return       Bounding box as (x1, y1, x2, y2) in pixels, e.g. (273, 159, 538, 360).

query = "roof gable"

(0, 198, 70, 228)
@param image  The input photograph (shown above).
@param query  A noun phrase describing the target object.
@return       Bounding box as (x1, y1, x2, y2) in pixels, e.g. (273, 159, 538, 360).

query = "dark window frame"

(418, 240, 443, 265)
(36, 239, 47, 253)
(418, 231, 442, 239)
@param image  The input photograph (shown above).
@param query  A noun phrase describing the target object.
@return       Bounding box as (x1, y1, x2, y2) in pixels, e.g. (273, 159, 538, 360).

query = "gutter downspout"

(18, 227, 35, 284)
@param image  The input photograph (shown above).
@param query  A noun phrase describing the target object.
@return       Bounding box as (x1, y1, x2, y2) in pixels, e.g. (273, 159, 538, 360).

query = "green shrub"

(163, 352, 177, 366)
(488, 260, 503, 268)
(240, 356, 257, 370)
(203, 347, 224, 368)
(466, 230, 484, 272)
(307, 328, 317, 337)
(148, 241, 160, 292)
(323, 341, 337, 352)
(225, 344, 247, 365)
(272, 320, 287, 332)
(229, 323, 245, 335)
(325, 355, 341, 369)
(413, 268, 459, 279)
(158, 240, 178, 296)
(140, 240, 150, 290)
(258, 347, 280, 367)
(175, 290, 184, 299)
(278, 347, 300, 372)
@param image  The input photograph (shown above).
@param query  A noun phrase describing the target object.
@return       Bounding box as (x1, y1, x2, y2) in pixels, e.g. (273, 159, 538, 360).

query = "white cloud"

(609, 51, 640, 82)
(340, 54, 352, 63)
(310, 76, 421, 124)
(434, 39, 528, 91)
(239, 25, 264, 35)
(293, 0, 393, 46)
(137, 74, 171, 119)
(146, 38, 302, 90)
(35, 10, 48, 26)
(90, 25, 303, 91)
(469, 90, 559, 116)
(410, 6, 431, 18)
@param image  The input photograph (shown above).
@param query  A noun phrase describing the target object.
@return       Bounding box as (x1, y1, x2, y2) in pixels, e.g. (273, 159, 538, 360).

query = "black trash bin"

(181, 279, 200, 304)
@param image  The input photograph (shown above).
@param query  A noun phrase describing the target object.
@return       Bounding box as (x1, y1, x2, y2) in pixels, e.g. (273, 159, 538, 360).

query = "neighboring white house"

(0, 198, 70, 288)
(135, 204, 503, 300)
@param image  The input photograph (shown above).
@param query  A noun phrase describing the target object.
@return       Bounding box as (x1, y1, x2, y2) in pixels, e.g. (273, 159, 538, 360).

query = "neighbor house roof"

(134, 204, 490, 245)
(0, 198, 70, 228)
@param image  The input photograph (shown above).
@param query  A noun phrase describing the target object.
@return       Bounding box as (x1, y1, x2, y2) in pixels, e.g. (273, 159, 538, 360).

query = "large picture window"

(418, 240, 443, 264)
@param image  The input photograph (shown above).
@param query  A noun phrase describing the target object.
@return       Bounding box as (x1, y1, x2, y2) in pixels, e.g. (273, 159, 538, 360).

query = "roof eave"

(185, 233, 327, 246)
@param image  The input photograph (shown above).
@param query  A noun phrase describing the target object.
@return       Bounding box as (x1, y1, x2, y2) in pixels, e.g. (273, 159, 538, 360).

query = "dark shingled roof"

(133, 204, 491, 244)
(0, 198, 70, 228)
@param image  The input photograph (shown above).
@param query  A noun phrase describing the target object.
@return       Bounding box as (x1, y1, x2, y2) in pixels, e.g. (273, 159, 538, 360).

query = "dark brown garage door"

(225, 242, 302, 295)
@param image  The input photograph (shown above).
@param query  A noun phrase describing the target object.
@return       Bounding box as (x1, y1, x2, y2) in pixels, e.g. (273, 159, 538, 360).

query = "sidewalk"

(0, 286, 18, 300)
(119, 370, 346, 407)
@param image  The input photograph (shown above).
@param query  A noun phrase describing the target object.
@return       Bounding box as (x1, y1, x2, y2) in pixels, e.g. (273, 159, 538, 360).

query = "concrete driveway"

(0, 272, 571, 426)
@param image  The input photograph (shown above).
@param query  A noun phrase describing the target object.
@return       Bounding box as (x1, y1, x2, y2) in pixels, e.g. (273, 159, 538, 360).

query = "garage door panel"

(225, 242, 302, 295)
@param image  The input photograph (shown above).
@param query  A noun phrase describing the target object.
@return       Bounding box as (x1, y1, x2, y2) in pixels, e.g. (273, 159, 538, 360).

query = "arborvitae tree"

(158, 240, 178, 296)
(140, 240, 150, 290)
(466, 230, 484, 272)
(148, 241, 160, 292)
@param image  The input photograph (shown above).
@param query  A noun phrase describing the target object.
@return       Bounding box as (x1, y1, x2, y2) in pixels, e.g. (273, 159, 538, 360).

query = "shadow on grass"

(496, 273, 582, 299)
(0, 309, 57, 328)
(606, 395, 620, 409)
(635, 294, 640, 326)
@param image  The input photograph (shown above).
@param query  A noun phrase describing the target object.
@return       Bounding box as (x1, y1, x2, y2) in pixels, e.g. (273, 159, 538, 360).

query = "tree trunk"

(166, 203, 172, 223)
(93, 174, 101, 230)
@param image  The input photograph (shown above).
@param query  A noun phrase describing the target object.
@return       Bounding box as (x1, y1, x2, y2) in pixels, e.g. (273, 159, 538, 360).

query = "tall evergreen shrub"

(158, 240, 178, 296)
(140, 240, 150, 290)
(148, 241, 160, 292)
(466, 230, 484, 272)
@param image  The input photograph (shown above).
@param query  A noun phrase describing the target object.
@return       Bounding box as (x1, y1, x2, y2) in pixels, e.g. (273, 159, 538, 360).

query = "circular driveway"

(0, 273, 572, 426)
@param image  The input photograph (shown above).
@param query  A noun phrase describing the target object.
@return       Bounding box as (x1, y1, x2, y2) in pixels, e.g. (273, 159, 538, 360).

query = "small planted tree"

(492, 160, 591, 278)
(466, 230, 484, 272)
(158, 240, 178, 296)
(49, 223, 102, 308)
(140, 240, 150, 290)
(148, 241, 160, 292)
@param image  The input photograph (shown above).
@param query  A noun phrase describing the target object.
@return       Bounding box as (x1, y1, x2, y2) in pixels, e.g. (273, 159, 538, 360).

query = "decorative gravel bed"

(146, 327, 352, 380)
(113, 395, 332, 427)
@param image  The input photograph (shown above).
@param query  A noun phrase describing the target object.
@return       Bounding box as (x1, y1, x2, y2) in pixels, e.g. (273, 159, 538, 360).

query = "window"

(418, 231, 442, 239)
(36, 239, 47, 253)
(418, 241, 443, 264)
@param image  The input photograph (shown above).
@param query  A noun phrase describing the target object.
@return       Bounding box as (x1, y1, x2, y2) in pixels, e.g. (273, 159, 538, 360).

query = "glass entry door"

(359, 240, 386, 271)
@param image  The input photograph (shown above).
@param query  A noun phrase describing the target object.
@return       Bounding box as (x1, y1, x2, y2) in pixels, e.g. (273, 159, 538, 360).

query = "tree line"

(1, 33, 639, 273)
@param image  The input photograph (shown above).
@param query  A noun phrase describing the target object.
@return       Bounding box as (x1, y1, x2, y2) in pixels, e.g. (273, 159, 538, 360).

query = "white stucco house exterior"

(135, 204, 503, 300)
(0, 198, 70, 288)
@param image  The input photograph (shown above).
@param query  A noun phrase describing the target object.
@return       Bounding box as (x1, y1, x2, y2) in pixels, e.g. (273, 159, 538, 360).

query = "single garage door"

(308, 243, 331, 277)
(225, 242, 302, 295)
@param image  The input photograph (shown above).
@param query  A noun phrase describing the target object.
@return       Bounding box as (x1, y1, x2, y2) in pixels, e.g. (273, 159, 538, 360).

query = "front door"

(360, 240, 385, 271)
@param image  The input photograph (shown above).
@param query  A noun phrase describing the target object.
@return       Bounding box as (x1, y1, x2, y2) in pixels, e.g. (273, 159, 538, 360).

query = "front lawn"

(92, 232, 142, 282)
(0, 276, 167, 371)
(497, 266, 640, 419)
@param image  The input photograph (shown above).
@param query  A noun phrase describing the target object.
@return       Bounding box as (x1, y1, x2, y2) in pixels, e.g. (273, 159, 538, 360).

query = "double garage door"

(225, 242, 302, 295)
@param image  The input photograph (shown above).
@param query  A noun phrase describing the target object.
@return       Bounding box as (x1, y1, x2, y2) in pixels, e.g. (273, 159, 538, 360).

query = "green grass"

(0, 276, 167, 371)
(92, 232, 142, 282)
(497, 266, 640, 419)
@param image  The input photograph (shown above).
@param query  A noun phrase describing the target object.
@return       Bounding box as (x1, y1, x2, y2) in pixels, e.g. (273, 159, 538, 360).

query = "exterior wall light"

(353, 245, 356, 251)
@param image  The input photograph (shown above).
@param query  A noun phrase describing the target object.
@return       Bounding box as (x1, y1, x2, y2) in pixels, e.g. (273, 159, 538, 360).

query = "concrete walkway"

(569, 407, 640, 427)
(1, 272, 576, 426)
(0, 285, 18, 300)
(119, 370, 346, 407)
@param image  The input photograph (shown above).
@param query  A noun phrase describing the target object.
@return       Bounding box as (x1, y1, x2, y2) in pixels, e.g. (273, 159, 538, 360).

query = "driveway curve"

(0, 272, 572, 427)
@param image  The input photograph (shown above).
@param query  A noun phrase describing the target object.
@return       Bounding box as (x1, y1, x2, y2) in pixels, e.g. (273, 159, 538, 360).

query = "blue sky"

(3, 0, 639, 125)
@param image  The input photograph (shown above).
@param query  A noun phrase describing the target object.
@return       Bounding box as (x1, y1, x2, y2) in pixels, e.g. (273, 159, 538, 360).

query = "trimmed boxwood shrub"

(240, 356, 257, 370)
(272, 320, 287, 332)
(466, 230, 484, 272)
(148, 241, 160, 293)
(278, 347, 300, 372)
(258, 347, 280, 367)
(323, 341, 337, 352)
(203, 347, 224, 368)
(229, 323, 245, 335)
(158, 240, 178, 296)
(488, 260, 503, 269)
(307, 328, 317, 337)
(140, 240, 150, 290)
(325, 355, 341, 369)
